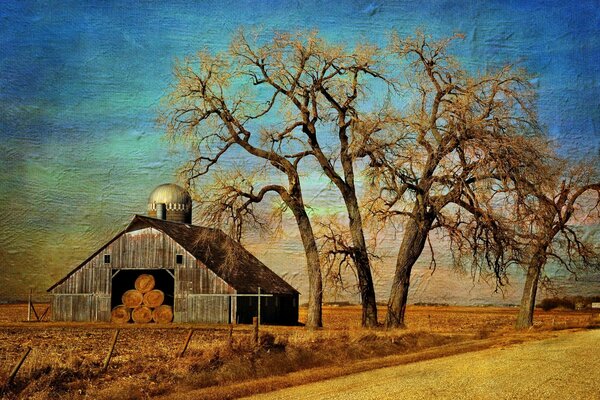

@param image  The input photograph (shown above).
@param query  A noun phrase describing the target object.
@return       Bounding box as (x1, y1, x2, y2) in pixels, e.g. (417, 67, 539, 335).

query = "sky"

(1, 0, 599, 302)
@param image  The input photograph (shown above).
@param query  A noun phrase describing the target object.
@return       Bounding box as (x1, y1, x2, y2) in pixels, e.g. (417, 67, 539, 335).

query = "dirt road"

(245, 329, 600, 400)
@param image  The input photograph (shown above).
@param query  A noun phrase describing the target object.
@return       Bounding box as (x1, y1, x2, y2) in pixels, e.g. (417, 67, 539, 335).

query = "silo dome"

(147, 183, 192, 223)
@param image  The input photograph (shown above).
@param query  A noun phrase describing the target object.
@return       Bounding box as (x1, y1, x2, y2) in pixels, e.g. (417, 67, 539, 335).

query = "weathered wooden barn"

(47, 184, 299, 325)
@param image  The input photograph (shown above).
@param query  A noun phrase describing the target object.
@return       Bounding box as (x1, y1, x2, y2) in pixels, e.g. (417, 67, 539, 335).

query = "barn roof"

(48, 215, 299, 295)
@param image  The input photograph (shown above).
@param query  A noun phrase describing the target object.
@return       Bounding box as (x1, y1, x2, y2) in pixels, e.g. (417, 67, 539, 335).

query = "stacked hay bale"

(110, 274, 173, 324)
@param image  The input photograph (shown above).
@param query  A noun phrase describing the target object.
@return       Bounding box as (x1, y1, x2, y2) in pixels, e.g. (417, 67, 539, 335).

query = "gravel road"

(244, 329, 600, 400)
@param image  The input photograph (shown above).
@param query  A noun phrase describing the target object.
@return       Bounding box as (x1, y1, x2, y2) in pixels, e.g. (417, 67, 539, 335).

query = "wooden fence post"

(257, 287, 261, 325)
(30, 303, 40, 322)
(179, 329, 194, 358)
(227, 324, 233, 350)
(102, 329, 120, 372)
(7, 347, 31, 386)
(253, 317, 259, 346)
(27, 289, 32, 322)
(39, 306, 50, 322)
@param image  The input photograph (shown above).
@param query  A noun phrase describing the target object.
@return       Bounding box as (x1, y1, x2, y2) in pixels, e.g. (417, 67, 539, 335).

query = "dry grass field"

(0, 303, 597, 400)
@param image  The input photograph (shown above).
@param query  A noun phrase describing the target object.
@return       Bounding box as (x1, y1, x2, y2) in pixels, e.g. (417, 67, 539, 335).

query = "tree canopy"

(162, 28, 598, 329)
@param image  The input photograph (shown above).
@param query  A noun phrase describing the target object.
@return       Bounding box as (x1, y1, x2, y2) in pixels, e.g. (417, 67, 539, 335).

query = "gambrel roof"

(48, 215, 299, 295)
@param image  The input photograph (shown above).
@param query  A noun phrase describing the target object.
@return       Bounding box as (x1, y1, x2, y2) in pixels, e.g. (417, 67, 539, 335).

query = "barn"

(47, 184, 299, 325)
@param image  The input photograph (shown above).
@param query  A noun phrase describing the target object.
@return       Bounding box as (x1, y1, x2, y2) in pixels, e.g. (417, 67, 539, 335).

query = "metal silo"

(147, 183, 192, 223)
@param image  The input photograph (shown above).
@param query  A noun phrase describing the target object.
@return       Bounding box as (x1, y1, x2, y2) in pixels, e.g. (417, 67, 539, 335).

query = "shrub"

(539, 295, 600, 311)
(539, 297, 575, 311)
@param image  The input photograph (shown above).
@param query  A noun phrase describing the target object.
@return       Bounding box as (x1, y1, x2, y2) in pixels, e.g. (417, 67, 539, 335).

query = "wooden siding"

(52, 294, 93, 321)
(186, 295, 232, 324)
(51, 227, 234, 322)
(175, 265, 234, 323)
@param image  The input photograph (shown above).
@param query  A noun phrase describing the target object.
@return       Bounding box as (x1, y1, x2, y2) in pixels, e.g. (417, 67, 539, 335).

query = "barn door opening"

(111, 269, 175, 310)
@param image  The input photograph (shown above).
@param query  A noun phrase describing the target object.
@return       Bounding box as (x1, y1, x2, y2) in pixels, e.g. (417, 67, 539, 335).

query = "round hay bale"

(111, 305, 130, 324)
(134, 274, 155, 293)
(152, 305, 173, 324)
(131, 305, 153, 323)
(122, 289, 143, 308)
(143, 289, 165, 308)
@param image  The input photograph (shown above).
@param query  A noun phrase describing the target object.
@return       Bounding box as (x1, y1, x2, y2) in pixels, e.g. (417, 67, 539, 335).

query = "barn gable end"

(48, 215, 297, 324)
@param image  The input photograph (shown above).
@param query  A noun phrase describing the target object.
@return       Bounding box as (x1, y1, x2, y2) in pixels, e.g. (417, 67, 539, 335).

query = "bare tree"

(316, 215, 382, 303)
(363, 32, 546, 327)
(515, 160, 600, 329)
(219, 30, 394, 327)
(161, 41, 324, 328)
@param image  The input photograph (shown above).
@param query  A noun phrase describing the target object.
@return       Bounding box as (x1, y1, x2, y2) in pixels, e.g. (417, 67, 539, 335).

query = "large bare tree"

(363, 32, 546, 327)
(221, 30, 393, 326)
(161, 42, 324, 328)
(515, 160, 600, 329)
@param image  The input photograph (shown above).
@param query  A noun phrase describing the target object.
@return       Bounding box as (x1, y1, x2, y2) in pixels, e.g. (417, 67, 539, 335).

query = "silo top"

(148, 183, 192, 208)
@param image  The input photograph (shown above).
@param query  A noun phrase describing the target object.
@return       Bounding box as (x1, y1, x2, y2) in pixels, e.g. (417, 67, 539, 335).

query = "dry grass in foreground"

(0, 304, 597, 400)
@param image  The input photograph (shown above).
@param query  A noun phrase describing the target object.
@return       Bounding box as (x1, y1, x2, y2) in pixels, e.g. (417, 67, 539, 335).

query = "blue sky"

(1, 0, 599, 301)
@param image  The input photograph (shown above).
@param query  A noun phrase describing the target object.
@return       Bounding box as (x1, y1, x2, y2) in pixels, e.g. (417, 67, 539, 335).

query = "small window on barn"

(104, 254, 111, 264)
(176, 254, 183, 264)
(265, 297, 270, 306)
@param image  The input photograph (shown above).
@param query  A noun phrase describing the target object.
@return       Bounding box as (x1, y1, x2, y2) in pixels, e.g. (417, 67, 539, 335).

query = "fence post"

(30, 303, 40, 322)
(39, 306, 50, 322)
(102, 329, 120, 372)
(253, 317, 259, 346)
(179, 329, 194, 358)
(6, 347, 31, 386)
(257, 287, 261, 325)
(27, 289, 32, 322)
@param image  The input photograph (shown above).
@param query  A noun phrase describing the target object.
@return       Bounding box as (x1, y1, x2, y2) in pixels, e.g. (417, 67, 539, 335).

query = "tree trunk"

(515, 249, 546, 330)
(305, 122, 377, 327)
(345, 193, 378, 327)
(290, 204, 323, 328)
(386, 213, 434, 328)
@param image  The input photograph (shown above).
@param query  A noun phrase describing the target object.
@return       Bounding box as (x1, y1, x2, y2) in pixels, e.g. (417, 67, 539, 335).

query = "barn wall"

(175, 265, 234, 323)
(51, 227, 234, 322)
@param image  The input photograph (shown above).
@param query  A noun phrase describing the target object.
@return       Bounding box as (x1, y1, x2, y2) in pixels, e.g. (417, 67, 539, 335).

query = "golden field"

(0, 303, 597, 400)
